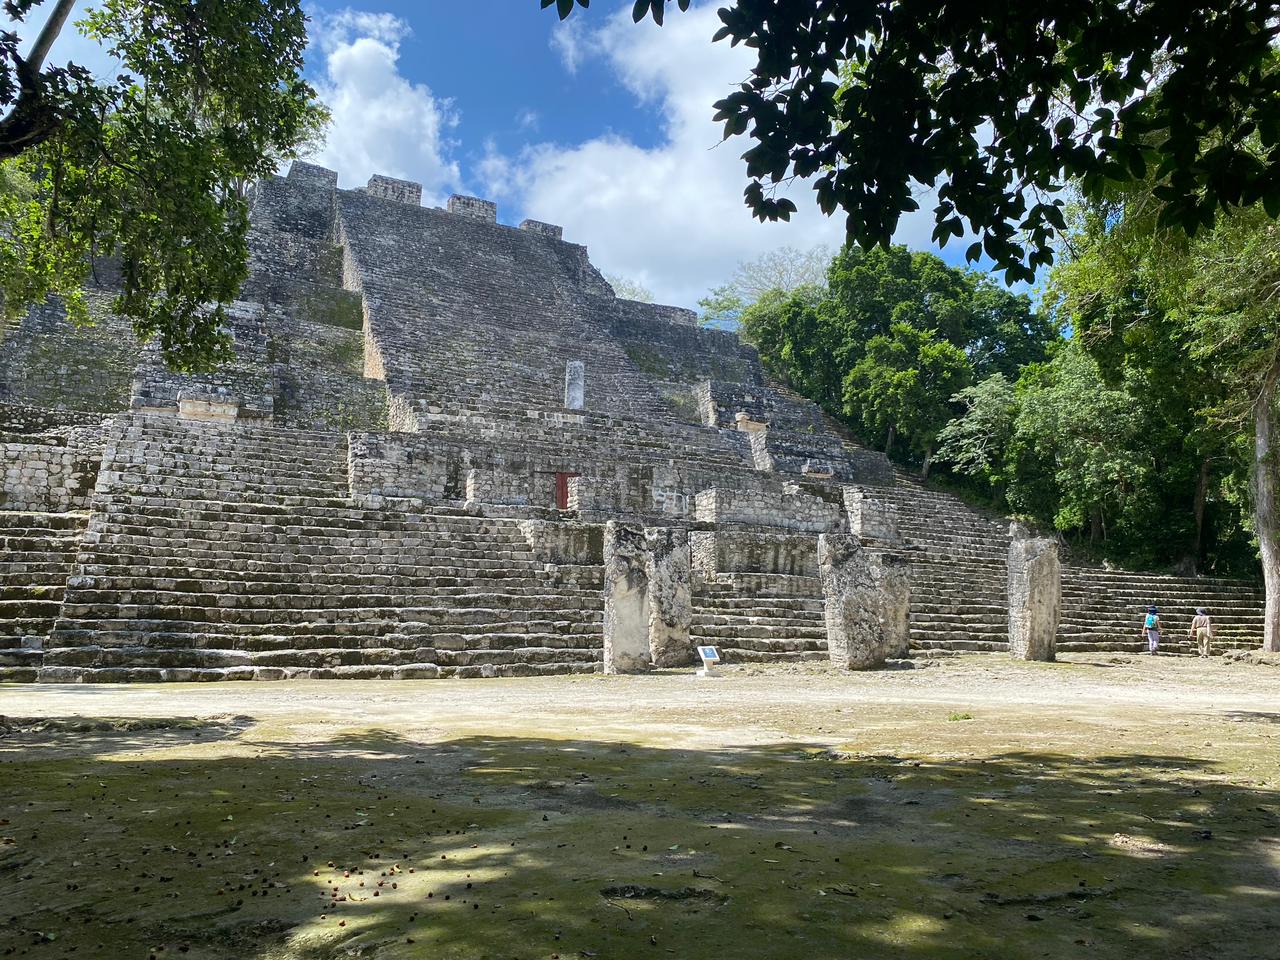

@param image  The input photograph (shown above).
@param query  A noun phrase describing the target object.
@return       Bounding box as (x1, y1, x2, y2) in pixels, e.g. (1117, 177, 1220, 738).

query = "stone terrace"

(0, 161, 1266, 680)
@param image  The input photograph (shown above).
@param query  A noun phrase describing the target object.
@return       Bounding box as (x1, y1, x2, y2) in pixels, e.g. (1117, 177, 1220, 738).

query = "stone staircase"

(690, 574, 828, 663)
(0, 511, 86, 681)
(35, 415, 604, 681)
(886, 473, 1266, 655)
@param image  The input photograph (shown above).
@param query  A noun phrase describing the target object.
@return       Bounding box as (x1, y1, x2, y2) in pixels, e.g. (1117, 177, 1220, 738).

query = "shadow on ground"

(2, 721, 1278, 959)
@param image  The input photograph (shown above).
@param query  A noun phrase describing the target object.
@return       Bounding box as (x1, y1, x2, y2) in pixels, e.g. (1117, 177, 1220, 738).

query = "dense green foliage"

(546, 0, 1280, 284)
(737, 244, 1054, 478)
(728, 232, 1265, 580)
(0, 0, 324, 370)
(1045, 195, 1279, 637)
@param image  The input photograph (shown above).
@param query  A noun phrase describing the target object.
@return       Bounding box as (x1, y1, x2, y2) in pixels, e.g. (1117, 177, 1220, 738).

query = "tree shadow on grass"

(2, 728, 1278, 960)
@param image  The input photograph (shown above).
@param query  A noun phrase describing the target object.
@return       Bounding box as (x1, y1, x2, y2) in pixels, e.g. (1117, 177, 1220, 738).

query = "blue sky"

(23, 0, 982, 308)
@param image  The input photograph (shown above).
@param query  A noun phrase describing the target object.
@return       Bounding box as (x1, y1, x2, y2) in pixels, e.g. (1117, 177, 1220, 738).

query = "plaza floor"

(2, 653, 1278, 959)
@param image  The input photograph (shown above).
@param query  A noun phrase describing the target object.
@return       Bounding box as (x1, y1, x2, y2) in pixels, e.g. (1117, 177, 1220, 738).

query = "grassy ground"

(1, 655, 1278, 959)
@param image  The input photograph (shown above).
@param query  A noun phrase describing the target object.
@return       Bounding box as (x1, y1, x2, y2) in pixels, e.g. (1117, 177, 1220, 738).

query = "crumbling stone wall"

(691, 529, 817, 577)
(0, 425, 103, 512)
(695, 485, 847, 532)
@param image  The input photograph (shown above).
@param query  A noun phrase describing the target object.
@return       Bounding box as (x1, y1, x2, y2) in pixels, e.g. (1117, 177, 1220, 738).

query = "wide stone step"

(36, 657, 603, 683)
(711, 646, 828, 663)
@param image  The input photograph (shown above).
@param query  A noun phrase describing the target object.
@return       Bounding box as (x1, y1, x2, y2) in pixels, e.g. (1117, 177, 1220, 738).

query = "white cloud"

(549, 17, 590, 75)
(305, 8, 460, 203)
(495, 3, 941, 310)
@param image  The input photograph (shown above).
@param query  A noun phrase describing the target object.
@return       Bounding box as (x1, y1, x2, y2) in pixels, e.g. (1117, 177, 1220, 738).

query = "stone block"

(691, 529, 818, 577)
(844, 487, 901, 545)
(466, 468, 531, 506)
(565, 360, 585, 410)
(520, 219, 563, 240)
(365, 175, 423, 205)
(448, 195, 498, 223)
(645, 527, 693, 667)
(177, 392, 241, 422)
(694, 485, 845, 533)
(1007, 526, 1060, 661)
(568, 476, 623, 514)
(603, 521, 651, 674)
(287, 161, 339, 187)
(819, 534, 908, 670)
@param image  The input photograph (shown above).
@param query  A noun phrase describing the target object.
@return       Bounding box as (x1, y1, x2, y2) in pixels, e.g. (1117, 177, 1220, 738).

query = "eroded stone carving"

(819, 534, 910, 669)
(565, 360, 585, 410)
(1007, 523, 1060, 661)
(645, 527, 693, 667)
(603, 521, 651, 674)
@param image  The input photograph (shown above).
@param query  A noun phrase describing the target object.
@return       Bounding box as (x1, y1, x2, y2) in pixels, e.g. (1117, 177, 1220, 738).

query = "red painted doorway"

(554, 471, 579, 510)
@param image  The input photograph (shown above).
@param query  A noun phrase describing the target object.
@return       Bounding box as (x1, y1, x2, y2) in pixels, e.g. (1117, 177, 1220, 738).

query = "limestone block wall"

(0, 426, 103, 512)
(691, 529, 818, 577)
(694, 485, 847, 532)
(0, 294, 141, 414)
(519, 519, 604, 565)
(365, 175, 423, 205)
(0, 402, 103, 435)
(467, 468, 534, 506)
(348, 433, 461, 501)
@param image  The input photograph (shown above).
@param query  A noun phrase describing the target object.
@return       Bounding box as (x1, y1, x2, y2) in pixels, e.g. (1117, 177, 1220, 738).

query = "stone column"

(645, 527, 693, 667)
(603, 521, 651, 673)
(565, 360, 585, 410)
(871, 549, 912, 659)
(819, 534, 904, 669)
(1007, 523, 1061, 661)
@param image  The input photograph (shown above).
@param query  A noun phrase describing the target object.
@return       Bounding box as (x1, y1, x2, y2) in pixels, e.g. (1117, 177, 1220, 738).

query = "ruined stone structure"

(0, 162, 1269, 681)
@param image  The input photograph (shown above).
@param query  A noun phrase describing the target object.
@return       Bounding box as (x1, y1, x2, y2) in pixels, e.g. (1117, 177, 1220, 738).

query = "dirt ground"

(1, 653, 1278, 959)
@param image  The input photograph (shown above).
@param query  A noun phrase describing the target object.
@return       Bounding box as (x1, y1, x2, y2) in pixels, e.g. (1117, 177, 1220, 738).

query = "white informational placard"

(696, 645, 721, 677)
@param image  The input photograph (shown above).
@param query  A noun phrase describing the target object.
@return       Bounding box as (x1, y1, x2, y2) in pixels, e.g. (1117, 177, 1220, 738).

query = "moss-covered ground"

(1, 656, 1278, 958)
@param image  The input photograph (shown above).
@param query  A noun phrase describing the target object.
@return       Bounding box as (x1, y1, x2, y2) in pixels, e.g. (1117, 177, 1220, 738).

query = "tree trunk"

(920, 443, 933, 480)
(1254, 373, 1280, 652)
(0, 0, 76, 160)
(884, 425, 895, 456)
(27, 0, 78, 74)
(1089, 510, 1103, 544)
(1188, 456, 1211, 576)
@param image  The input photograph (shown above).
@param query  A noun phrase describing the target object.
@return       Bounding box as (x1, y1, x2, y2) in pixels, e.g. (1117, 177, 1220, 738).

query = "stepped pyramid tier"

(0, 160, 1266, 681)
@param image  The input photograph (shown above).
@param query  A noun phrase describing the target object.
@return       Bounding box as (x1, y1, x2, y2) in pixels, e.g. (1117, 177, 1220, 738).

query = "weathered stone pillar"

(1007, 523, 1061, 661)
(819, 534, 906, 669)
(565, 360, 585, 410)
(645, 527, 693, 667)
(872, 549, 912, 659)
(603, 521, 651, 673)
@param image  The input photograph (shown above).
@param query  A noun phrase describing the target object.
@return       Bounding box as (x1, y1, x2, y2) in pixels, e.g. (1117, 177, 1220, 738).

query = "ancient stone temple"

(0, 162, 1268, 681)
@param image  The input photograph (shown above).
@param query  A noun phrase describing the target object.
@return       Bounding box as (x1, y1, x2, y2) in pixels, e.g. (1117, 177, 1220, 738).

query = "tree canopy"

(735, 243, 1054, 476)
(698, 244, 830, 326)
(545, 1, 1280, 284)
(0, 0, 324, 369)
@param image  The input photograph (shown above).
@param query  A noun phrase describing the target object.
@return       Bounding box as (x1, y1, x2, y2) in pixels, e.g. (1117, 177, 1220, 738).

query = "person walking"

(1189, 607, 1215, 658)
(1142, 605, 1162, 655)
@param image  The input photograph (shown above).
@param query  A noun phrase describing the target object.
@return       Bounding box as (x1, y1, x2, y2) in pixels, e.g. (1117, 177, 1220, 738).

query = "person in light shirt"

(1188, 607, 1215, 658)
